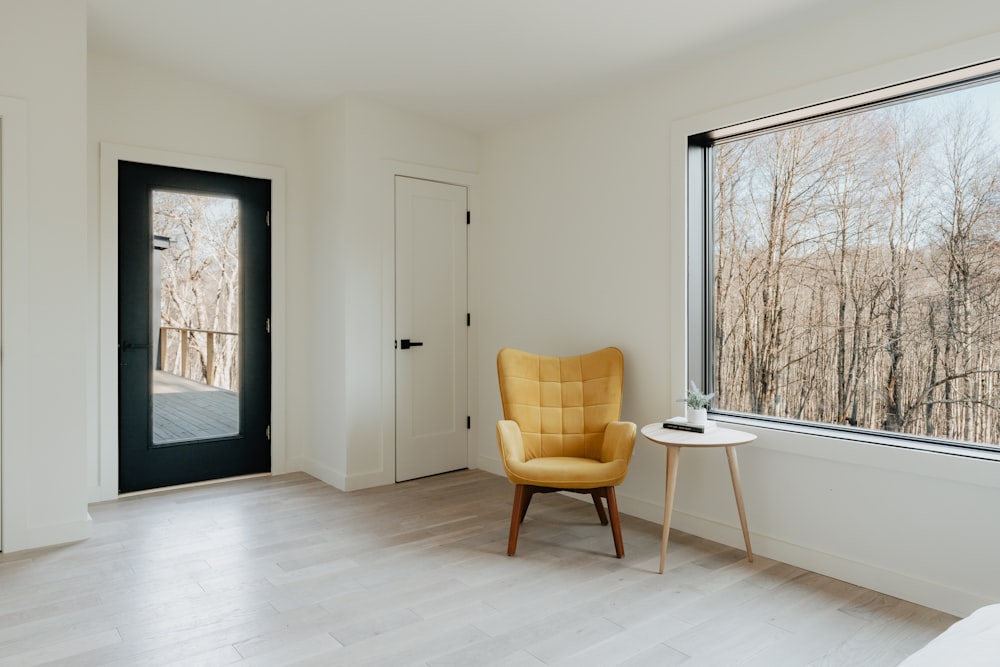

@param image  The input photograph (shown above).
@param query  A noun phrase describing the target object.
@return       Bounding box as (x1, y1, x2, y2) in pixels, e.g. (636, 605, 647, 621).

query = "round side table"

(641, 423, 757, 573)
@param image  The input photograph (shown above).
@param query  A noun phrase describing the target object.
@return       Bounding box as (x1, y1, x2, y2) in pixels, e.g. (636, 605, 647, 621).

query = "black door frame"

(117, 160, 271, 492)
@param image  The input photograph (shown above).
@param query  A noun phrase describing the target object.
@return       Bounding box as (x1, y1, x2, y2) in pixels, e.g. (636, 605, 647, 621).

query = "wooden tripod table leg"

(725, 445, 753, 563)
(642, 423, 758, 574)
(659, 446, 681, 574)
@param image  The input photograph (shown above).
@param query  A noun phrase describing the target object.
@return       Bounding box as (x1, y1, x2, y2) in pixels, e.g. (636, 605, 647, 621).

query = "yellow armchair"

(496, 347, 637, 557)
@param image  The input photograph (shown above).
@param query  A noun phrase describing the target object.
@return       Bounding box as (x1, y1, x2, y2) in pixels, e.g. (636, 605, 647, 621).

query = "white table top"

(641, 422, 757, 448)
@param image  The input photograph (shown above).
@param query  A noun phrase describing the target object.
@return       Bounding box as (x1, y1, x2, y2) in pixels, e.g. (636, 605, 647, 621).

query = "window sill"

(706, 412, 1000, 490)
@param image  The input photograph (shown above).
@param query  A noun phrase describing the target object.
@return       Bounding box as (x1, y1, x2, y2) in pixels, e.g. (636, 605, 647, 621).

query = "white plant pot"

(688, 407, 708, 425)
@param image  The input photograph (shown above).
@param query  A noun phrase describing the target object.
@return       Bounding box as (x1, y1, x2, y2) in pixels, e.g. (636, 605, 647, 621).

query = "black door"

(119, 161, 270, 492)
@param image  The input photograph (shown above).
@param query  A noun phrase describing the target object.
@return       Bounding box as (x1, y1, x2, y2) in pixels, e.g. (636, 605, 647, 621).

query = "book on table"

(662, 416, 717, 433)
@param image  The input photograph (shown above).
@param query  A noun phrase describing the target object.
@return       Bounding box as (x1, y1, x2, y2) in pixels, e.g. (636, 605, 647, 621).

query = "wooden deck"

(152, 370, 238, 443)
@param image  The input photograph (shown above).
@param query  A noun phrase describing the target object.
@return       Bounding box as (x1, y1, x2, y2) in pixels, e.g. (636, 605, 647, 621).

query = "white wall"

(0, 0, 91, 551)
(477, 0, 1000, 617)
(87, 51, 306, 500)
(299, 95, 480, 490)
(298, 98, 349, 487)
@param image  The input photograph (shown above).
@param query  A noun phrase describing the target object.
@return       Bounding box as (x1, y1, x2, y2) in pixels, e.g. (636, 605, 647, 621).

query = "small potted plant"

(679, 381, 714, 425)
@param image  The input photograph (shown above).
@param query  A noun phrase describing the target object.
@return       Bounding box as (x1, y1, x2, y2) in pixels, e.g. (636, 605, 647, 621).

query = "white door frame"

(0, 96, 28, 550)
(381, 161, 479, 485)
(95, 143, 287, 502)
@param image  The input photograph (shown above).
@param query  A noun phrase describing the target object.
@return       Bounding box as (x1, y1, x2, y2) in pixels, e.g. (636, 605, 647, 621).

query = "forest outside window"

(691, 62, 1000, 453)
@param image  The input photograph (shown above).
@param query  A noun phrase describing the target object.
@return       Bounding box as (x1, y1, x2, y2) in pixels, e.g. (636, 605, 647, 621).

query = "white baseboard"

(290, 456, 346, 490)
(614, 490, 988, 618)
(4, 516, 93, 553)
(341, 469, 395, 491)
(290, 456, 394, 492)
(89, 483, 117, 504)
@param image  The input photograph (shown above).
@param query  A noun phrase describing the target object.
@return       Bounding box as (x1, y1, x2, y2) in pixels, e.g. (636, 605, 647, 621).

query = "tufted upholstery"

(498, 347, 623, 460)
(496, 347, 637, 557)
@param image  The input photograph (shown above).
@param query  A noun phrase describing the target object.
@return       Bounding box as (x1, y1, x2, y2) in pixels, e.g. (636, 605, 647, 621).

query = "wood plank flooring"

(0, 471, 957, 666)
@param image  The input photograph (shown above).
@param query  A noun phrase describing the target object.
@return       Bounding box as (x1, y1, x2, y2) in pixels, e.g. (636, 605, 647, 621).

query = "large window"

(692, 63, 1000, 453)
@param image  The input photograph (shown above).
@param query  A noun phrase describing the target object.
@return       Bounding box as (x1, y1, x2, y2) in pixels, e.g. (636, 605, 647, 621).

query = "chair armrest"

(496, 420, 527, 464)
(601, 421, 637, 464)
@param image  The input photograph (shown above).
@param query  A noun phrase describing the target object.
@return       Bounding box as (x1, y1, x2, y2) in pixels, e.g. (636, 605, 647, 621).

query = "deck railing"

(158, 326, 238, 388)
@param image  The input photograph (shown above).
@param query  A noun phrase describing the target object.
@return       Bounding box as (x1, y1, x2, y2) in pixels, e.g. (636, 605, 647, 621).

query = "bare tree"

(154, 192, 240, 391)
(743, 125, 833, 414)
(712, 85, 1000, 448)
(874, 107, 931, 432)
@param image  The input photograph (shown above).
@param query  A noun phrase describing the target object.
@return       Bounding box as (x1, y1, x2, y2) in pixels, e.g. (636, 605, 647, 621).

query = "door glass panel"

(151, 190, 240, 444)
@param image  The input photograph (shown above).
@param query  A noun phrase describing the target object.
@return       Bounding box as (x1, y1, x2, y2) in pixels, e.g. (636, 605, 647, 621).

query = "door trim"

(379, 161, 479, 490)
(96, 143, 287, 502)
(0, 96, 28, 550)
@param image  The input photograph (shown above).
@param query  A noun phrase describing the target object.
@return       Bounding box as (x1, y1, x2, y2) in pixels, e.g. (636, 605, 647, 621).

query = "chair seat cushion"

(504, 456, 629, 488)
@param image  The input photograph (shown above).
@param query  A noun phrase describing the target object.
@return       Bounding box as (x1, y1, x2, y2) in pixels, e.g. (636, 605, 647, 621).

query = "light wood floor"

(0, 470, 956, 666)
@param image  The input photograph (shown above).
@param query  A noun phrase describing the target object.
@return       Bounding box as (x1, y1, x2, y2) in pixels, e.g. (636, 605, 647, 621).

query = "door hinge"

(266, 425, 271, 440)
(466, 313, 471, 327)
(266, 317, 270, 334)
(467, 416, 471, 430)
(466, 211, 470, 225)
(266, 211, 271, 227)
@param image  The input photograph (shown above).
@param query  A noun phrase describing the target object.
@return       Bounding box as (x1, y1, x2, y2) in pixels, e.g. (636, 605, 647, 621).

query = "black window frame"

(687, 58, 1000, 460)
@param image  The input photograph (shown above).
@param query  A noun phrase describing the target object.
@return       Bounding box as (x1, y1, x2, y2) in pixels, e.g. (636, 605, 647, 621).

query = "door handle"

(119, 340, 150, 367)
(400, 339, 424, 350)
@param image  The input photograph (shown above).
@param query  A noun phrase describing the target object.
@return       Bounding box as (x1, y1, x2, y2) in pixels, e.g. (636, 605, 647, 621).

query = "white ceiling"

(87, 0, 856, 132)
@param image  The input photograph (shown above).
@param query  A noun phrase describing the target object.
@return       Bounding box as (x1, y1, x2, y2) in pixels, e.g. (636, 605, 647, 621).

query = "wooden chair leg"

(508, 484, 529, 556)
(606, 486, 624, 558)
(590, 491, 609, 525)
(519, 486, 536, 524)
(508, 484, 623, 558)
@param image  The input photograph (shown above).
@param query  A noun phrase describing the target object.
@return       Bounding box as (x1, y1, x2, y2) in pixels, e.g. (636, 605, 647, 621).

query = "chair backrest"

(497, 347, 624, 461)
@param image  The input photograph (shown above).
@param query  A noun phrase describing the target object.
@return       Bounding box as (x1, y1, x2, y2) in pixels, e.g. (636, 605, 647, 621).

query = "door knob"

(400, 339, 424, 350)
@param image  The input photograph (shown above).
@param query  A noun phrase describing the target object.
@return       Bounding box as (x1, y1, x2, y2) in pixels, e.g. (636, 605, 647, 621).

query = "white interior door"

(395, 176, 468, 482)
